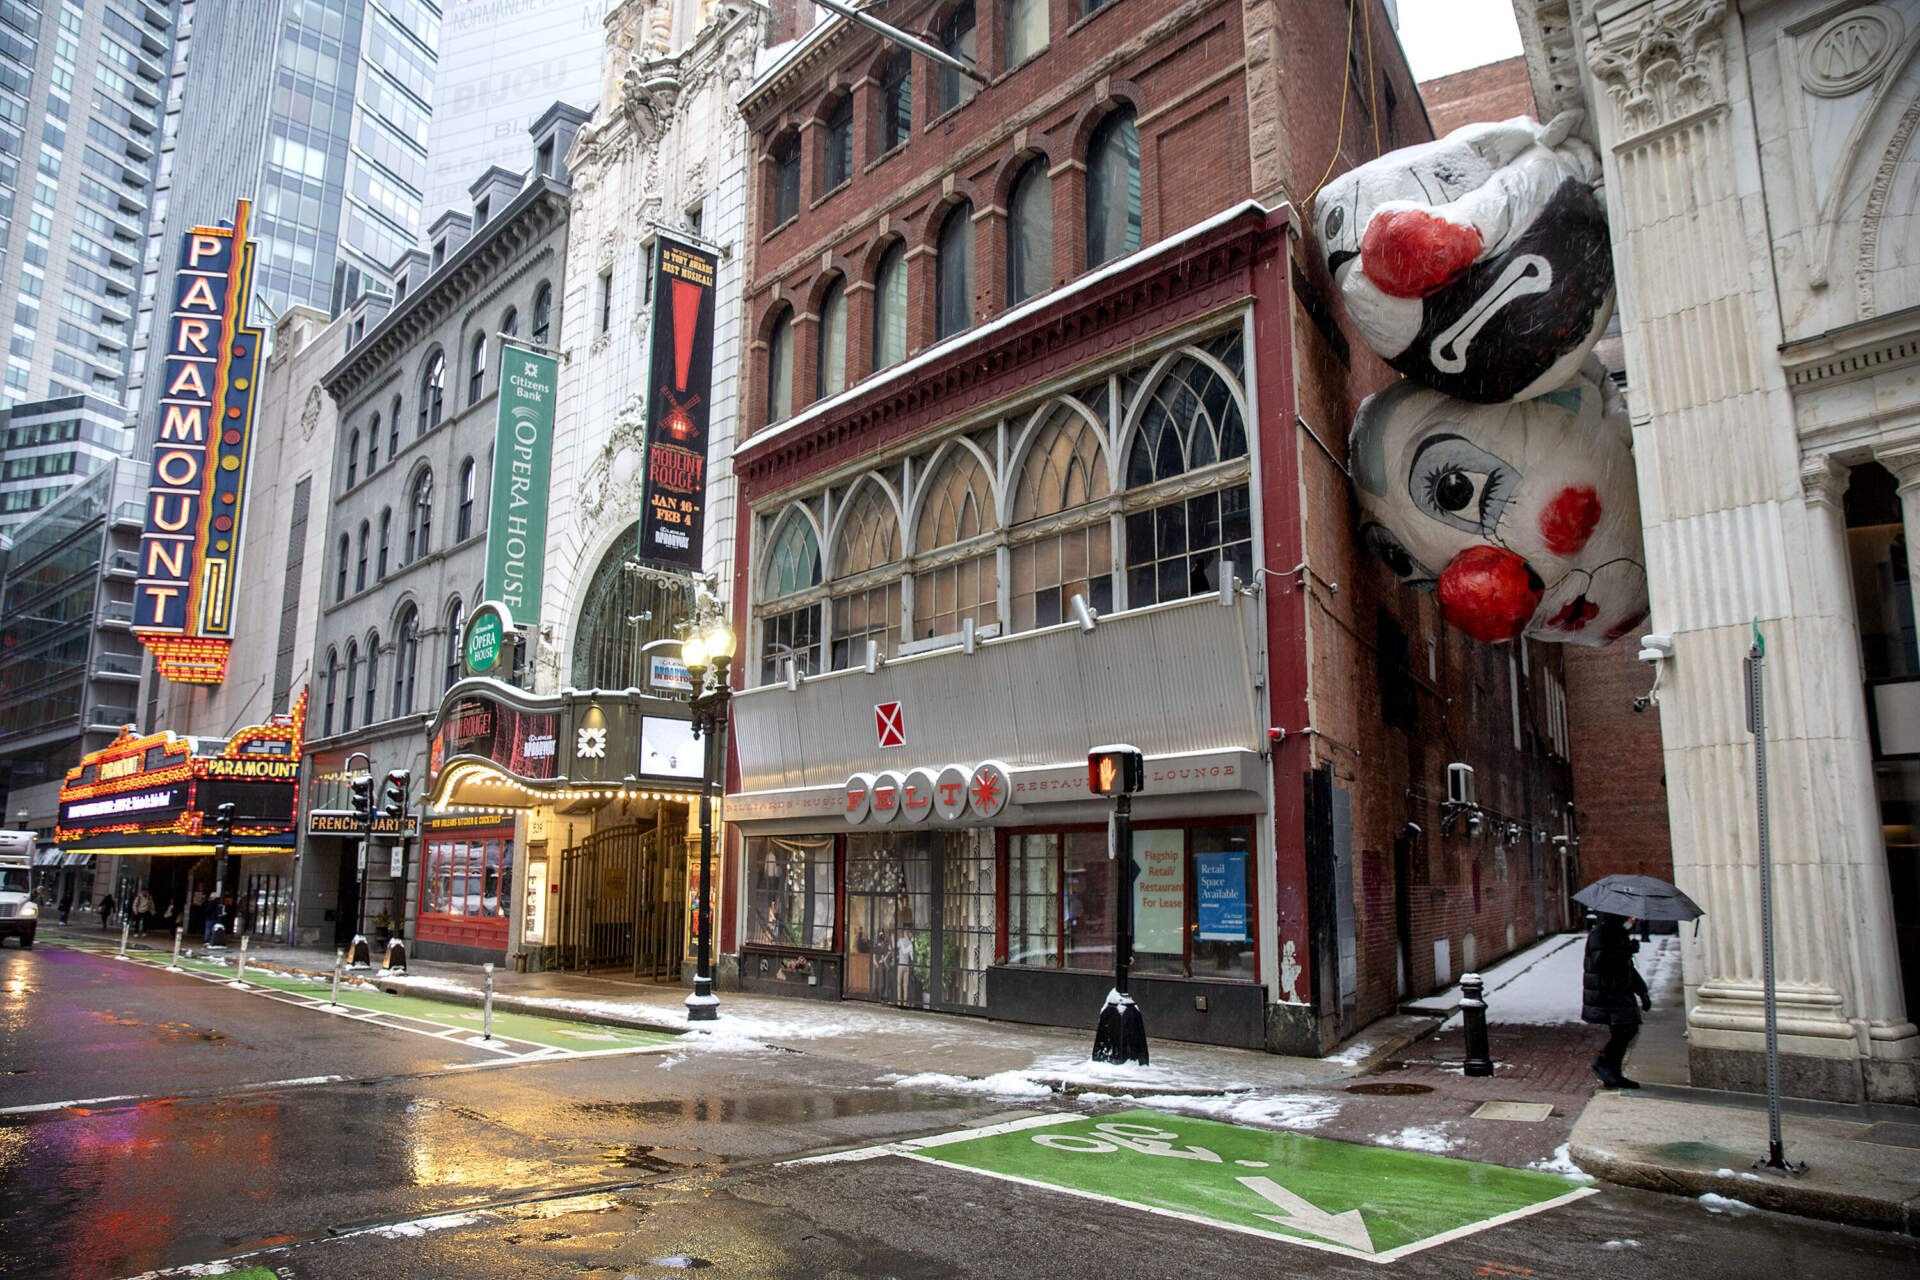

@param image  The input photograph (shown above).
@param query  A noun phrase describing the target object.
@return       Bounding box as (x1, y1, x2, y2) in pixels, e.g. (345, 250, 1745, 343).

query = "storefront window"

(423, 833, 513, 919)
(1008, 833, 1059, 965)
(1060, 831, 1114, 972)
(1131, 829, 1185, 975)
(1191, 825, 1254, 981)
(747, 835, 836, 948)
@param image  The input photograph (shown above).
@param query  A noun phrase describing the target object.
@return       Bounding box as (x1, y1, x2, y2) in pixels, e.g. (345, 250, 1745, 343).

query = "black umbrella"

(1574, 874, 1704, 922)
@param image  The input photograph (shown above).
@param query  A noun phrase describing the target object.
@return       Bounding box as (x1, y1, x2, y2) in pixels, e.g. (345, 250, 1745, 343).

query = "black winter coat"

(1582, 918, 1648, 1026)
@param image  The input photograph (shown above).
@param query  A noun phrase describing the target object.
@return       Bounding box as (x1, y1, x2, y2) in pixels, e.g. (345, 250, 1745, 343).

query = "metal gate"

(557, 819, 686, 979)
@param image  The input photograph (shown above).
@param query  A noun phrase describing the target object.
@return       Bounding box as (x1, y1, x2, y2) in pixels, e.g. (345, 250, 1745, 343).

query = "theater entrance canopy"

(55, 692, 308, 857)
(425, 678, 704, 812)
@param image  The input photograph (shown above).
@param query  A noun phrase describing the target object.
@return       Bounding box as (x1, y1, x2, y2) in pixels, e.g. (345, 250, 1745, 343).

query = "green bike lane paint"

(805, 1109, 1596, 1264)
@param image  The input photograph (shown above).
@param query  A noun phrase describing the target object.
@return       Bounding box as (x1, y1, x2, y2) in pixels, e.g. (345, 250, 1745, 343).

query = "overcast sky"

(1393, 0, 1525, 83)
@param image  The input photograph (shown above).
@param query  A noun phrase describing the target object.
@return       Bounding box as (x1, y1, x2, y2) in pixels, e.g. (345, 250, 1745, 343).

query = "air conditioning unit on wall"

(1447, 762, 1476, 807)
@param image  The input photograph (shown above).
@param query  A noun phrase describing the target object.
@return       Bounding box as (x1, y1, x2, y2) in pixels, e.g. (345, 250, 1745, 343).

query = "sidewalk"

(39, 922, 1920, 1232)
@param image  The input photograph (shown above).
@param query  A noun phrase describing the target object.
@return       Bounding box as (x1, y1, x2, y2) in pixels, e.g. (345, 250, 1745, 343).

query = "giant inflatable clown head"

(1350, 361, 1647, 647)
(1316, 113, 1613, 404)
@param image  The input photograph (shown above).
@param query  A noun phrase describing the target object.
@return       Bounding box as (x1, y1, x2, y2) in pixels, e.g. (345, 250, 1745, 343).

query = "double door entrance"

(844, 829, 994, 1011)
(558, 815, 687, 980)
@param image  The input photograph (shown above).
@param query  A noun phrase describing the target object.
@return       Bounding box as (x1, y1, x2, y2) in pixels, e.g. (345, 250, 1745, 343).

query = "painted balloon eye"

(1433, 469, 1476, 512)
(1324, 206, 1345, 239)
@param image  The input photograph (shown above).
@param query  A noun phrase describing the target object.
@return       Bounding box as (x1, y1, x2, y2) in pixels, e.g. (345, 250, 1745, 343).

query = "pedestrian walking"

(1583, 912, 1652, 1088)
(131, 888, 154, 937)
(97, 893, 114, 930)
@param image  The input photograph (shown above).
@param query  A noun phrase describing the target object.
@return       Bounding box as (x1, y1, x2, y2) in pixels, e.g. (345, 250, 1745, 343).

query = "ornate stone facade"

(1514, 0, 1920, 1103)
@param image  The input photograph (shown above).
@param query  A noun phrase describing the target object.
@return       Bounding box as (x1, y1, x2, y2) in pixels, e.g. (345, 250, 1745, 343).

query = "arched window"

(913, 444, 997, 638)
(823, 95, 853, 192)
(816, 279, 846, 400)
(365, 631, 380, 722)
(457, 457, 476, 540)
(388, 396, 400, 458)
(1086, 107, 1141, 268)
(355, 520, 369, 593)
(322, 649, 339, 735)
(468, 333, 487, 404)
(531, 282, 552, 346)
(392, 605, 419, 717)
(418, 351, 445, 434)
(766, 307, 793, 424)
(878, 51, 911, 154)
(572, 524, 691, 689)
(831, 481, 902, 668)
(1007, 159, 1052, 305)
(343, 639, 359, 732)
(444, 597, 463, 692)
(937, 3, 977, 115)
(771, 131, 800, 226)
(873, 241, 907, 370)
(335, 534, 349, 602)
(346, 430, 360, 487)
(936, 201, 974, 340)
(406, 469, 433, 562)
(501, 307, 517, 336)
(1010, 399, 1112, 630)
(1006, 0, 1047, 65)
(1122, 336, 1251, 607)
(759, 510, 822, 683)
(377, 508, 392, 578)
(367, 415, 379, 473)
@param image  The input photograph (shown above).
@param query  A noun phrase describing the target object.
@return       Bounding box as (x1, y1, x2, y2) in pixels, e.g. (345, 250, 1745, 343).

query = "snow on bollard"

(232, 934, 250, 986)
(168, 925, 184, 971)
(331, 947, 344, 1006)
(1461, 972, 1493, 1077)
(482, 962, 494, 1041)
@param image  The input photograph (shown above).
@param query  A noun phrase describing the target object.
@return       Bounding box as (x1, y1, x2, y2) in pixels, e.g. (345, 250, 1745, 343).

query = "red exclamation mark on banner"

(665, 277, 703, 441)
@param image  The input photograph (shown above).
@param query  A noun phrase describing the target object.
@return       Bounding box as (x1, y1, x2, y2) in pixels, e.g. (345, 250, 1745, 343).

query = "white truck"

(0, 830, 38, 947)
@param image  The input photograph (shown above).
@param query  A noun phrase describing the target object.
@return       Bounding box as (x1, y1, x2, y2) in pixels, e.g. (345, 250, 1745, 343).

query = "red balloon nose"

(1438, 546, 1542, 644)
(1360, 209, 1484, 298)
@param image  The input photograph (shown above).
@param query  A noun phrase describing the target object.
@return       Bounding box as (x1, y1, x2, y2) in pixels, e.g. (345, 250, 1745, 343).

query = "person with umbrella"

(1573, 874, 1704, 1089)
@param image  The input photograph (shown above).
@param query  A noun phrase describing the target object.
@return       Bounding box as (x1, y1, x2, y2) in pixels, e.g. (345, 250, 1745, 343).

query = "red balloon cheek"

(1539, 485, 1602, 557)
(1438, 546, 1543, 644)
(1360, 209, 1485, 299)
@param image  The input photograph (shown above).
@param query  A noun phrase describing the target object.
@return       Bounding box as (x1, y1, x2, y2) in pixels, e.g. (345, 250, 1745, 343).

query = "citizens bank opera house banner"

(133, 200, 268, 684)
(637, 234, 718, 572)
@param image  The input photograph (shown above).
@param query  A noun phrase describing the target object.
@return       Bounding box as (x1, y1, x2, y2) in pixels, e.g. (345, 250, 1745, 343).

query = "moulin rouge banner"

(133, 200, 266, 684)
(637, 235, 718, 572)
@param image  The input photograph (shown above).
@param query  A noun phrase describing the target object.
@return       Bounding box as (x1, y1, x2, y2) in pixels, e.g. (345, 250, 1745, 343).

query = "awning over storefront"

(423, 678, 704, 811)
(55, 692, 308, 857)
(33, 847, 63, 867)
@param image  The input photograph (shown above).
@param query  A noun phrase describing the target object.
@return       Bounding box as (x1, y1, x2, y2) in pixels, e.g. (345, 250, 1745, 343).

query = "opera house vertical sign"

(133, 200, 265, 684)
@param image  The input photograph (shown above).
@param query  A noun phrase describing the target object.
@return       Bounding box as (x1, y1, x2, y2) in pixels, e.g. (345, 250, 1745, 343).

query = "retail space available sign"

(133, 199, 267, 684)
(486, 345, 557, 622)
(637, 234, 718, 571)
(898, 1110, 1595, 1263)
(1196, 847, 1248, 940)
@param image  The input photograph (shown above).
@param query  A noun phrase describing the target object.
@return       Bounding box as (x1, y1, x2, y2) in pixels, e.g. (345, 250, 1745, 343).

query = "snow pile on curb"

(881, 1069, 1055, 1098)
(1378, 1124, 1458, 1153)
(1530, 1143, 1596, 1181)
(1697, 1192, 1756, 1214)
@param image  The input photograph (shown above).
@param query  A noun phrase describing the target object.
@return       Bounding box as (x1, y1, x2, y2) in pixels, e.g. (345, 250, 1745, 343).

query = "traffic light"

(382, 769, 411, 821)
(350, 772, 375, 823)
(210, 802, 235, 842)
(1087, 745, 1145, 797)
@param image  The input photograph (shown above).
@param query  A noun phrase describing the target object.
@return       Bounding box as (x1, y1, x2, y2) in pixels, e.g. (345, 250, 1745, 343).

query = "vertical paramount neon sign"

(132, 200, 265, 684)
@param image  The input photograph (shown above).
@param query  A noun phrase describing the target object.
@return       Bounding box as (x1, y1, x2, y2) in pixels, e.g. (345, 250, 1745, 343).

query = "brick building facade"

(714, 0, 1578, 1054)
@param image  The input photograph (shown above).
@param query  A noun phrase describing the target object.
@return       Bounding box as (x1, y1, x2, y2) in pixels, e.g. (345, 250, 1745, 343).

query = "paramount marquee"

(133, 199, 267, 684)
(55, 692, 308, 857)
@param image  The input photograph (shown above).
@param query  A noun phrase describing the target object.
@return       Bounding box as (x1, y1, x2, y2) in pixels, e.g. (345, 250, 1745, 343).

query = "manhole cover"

(1344, 1081, 1435, 1096)
(1471, 1101, 1555, 1122)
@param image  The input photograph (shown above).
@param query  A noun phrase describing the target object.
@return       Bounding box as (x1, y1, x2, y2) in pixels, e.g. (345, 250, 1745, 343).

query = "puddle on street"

(597, 1143, 688, 1173)
(568, 1089, 962, 1125)
(87, 1010, 244, 1047)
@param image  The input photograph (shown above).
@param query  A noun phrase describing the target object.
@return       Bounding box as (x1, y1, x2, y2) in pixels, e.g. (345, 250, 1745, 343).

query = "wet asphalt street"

(4, 943, 1918, 1280)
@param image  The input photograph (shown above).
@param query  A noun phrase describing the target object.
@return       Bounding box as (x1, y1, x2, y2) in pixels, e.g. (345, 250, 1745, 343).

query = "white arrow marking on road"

(1238, 1175, 1376, 1254)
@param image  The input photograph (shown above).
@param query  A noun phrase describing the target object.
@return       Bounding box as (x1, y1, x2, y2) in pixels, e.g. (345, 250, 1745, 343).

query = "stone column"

(1570, 0, 1916, 1102)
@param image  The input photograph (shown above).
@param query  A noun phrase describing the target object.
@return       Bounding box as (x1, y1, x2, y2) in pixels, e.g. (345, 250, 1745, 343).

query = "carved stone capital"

(1874, 446, 1920, 494)
(1800, 452, 1851, 510)
(1586, 0, 1729, 140)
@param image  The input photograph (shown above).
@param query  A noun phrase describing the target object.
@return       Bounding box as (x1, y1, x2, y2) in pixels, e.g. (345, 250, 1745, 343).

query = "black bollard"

(384, 937, 407, 973)
(1461, 972, 1494, 1077)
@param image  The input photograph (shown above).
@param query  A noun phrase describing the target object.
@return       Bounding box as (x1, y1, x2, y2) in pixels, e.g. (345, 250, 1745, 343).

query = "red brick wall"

(1563, 641, 1673, 885)
(1417, 56, 1538, 138)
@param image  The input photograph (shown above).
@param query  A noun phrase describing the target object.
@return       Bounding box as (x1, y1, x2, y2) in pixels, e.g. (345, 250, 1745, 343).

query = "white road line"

(1, 1075, 348, 1116)
(785, 1113, 1079, 1165)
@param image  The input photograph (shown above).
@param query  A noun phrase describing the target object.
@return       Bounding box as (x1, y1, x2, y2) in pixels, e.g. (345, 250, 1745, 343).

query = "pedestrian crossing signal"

(1087, 746, 1144, 796)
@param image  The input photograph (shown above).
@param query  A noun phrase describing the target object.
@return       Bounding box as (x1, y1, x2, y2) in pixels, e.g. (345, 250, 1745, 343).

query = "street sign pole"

(1747, 626, 1803, 1175)
(1089, 745, 1147, 1064)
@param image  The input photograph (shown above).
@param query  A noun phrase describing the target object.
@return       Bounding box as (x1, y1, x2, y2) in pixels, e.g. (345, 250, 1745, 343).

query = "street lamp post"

(680, 620, 735, 1022)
